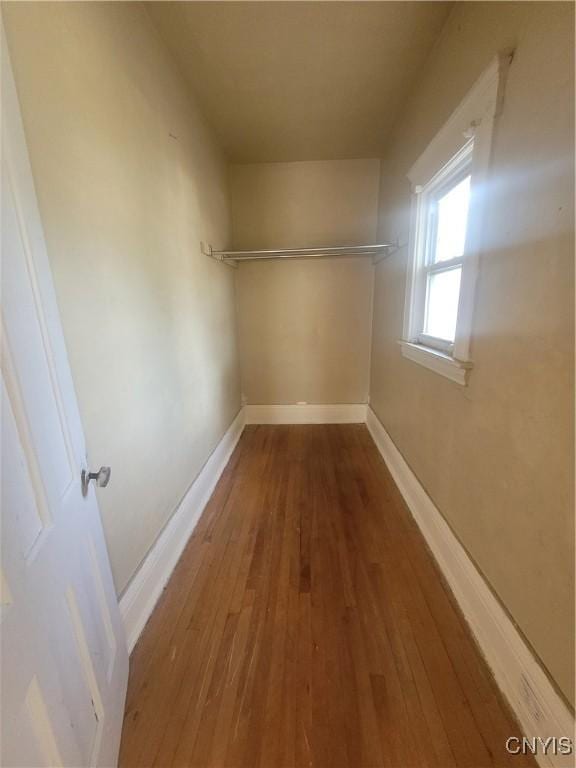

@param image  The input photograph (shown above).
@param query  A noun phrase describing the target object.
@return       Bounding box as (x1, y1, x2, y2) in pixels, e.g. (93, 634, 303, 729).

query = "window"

(401, 52, 512, 385)
(413, 143, 473, 355)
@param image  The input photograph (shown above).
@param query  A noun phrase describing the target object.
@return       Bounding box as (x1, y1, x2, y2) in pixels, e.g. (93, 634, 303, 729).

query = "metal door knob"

(81, 466, 111, 496)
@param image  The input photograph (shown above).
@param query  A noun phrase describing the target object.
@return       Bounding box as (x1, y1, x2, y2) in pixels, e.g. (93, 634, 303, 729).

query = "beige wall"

(232, 160, 379, 404)
(3, 2, 241, 595)
(237, 258, 374, 405)
(230, 159, 380, 249)
(371, 2, 574, 705)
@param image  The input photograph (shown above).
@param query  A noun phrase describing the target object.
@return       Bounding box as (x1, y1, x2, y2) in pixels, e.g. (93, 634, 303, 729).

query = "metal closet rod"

(202, 242, 396, 263)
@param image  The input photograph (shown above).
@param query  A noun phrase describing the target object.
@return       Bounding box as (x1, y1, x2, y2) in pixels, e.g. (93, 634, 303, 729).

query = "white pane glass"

(434, 175, 471, 263)
(424, 266, 462, 342)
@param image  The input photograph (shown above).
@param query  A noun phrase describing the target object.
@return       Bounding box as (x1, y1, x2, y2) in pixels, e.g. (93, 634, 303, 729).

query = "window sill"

(399, 341, 472, 386)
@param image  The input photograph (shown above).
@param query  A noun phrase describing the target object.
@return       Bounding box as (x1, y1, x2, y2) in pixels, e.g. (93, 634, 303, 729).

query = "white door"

(1, 35, 129, 768)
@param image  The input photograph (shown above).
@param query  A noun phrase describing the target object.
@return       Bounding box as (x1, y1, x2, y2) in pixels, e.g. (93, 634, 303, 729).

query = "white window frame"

(411, 141, 474, 355)
(401, 51, 513, 385)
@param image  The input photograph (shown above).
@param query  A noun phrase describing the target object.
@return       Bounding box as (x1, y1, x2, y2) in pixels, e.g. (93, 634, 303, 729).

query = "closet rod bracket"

(200, 242, 238, 268)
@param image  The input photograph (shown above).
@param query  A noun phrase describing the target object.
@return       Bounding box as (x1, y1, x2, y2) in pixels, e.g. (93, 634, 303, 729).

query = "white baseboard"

(245, 403, 367, 424)
(119, 408, 245, 653)
(366, 406, 574, 768)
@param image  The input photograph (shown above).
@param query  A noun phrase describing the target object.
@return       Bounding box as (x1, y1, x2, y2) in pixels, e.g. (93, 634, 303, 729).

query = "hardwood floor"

(119, 424, 534, 768)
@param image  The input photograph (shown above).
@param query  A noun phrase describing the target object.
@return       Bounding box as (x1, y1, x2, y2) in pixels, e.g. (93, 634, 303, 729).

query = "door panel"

(2, 377, 45, 558)
(1, 31, 128, 768)
(2, 174, 75, 504)
(22, 677, 64, 768)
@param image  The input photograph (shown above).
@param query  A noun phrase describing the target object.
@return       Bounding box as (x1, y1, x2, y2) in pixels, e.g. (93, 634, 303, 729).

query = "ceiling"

(148, 2, 452, 163)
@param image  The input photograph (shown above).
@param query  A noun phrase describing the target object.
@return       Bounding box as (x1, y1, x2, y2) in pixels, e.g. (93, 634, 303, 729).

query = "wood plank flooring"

(119, 424, 534, 768)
